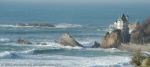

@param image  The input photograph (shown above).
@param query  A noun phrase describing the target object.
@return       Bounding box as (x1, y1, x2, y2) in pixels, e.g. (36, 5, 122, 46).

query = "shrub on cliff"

(130, 49, 146, 66)
(146, 57, 150, 66)
(113, 29, 121, 33)
(130, 17, 150, 44)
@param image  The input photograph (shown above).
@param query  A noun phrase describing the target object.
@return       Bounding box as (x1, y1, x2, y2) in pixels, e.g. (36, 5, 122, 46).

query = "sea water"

(0, 1, 150, 67)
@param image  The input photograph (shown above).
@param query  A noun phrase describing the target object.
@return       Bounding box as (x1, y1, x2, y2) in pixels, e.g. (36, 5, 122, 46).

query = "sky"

(1, 0, 150, 4)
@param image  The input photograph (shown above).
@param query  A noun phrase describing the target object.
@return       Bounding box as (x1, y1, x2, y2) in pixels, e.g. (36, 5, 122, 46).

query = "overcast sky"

(1, 0, 150, 4)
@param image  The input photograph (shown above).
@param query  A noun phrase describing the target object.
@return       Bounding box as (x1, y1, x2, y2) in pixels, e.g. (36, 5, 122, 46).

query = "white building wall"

(117, 21, 120, 29)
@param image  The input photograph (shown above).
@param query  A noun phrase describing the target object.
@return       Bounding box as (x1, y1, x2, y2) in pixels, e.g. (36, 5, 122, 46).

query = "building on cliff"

(128, 19, 139, 31)
(109, 13, 130, 43)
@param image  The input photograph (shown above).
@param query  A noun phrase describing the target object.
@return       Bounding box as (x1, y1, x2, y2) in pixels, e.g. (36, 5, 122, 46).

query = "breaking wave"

(97, 28, 109, 32)
(0, 24, 33, 27)
(0, 23, 82, 28)
(0, 46, 83, 59)
(0, 49, 35, 59)
(0, 38, 12, 43)
(54, 23, 82, 28)
(0, 52, 132, 67)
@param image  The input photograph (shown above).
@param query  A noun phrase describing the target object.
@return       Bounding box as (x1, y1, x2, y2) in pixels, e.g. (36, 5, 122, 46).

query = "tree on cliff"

(130, 17, 150, 44)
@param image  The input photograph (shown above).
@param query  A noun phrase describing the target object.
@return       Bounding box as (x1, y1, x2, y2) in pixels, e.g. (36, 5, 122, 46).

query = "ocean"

(0, 1, 150, 67)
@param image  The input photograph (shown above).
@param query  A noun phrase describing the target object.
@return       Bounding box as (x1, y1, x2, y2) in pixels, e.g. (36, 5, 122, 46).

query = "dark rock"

(28, 23, 55, 27)
(92, 41, 100, 48)
(16, 23, 55, 27)
(17, 39, 32, 45)
(54, 40, 58, 43)
(55, 33, 84, 47)
(36, 43, 47, 45)
(16, 23, 26, 26)
(100, 31, 121, 48)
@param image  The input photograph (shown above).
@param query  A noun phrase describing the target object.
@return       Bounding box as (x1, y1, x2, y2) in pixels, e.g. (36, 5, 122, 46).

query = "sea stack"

(92, 41, 100, 48)
(55, 33, 84, 47)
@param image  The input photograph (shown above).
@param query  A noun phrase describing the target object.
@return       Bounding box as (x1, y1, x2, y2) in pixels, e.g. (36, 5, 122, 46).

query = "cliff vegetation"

(130, 49, 150, 67)
(130, 17, 150, 44)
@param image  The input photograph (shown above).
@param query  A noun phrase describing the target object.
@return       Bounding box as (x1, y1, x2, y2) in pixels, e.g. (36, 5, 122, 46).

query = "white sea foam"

(0, 42, 132, 67)
(98, 28, 109, 32)
(0, 38, 11, 43)
(0, 23, 82, 28)
(0, 24, 33, 27)
(0, 49, 35, 59)
(58, 55, 132, 67)
(0, 25, 15, 27)
(55, 23, 82, 28)
(0, 39, 132, 66)
(101, 48, 123, 52)
(0, 55, 133, 67)
(19, 49, 35, 55)
(41, 42, 84, 50)
(78, 41, 91, 45)
(0, 51, 13, 59)
(77, 38, 102, 48)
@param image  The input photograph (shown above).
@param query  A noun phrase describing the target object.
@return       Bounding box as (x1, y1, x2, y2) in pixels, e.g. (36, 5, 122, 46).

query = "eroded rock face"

(17, 39, 32, 45)
(16, 23, 55, 27)
(92, 41, 100, 48)
(100, 31, 121, 48)
(55, 33, 84, 47)
(36, 43, 47, 45)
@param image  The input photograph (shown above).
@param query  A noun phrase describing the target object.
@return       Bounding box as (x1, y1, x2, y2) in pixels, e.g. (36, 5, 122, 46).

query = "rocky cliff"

(100, 30, 121, 48)
(55, 33, 84, 47)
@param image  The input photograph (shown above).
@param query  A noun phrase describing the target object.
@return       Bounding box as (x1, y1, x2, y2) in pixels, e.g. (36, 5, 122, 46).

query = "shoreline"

(119, 43, 150, 52)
